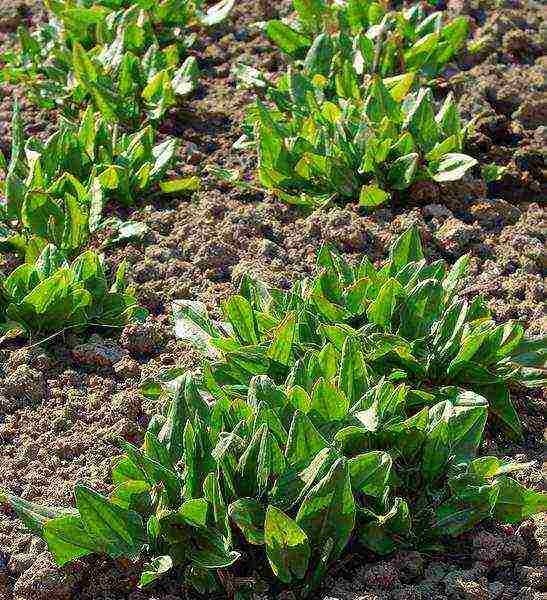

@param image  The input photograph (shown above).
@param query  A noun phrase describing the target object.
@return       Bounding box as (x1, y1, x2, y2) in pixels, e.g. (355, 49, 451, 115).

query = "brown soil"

(0, 1, 545, 599)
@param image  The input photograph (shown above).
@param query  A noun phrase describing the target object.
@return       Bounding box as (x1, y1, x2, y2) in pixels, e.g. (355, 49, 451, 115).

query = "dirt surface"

(0, 0, 545, 599)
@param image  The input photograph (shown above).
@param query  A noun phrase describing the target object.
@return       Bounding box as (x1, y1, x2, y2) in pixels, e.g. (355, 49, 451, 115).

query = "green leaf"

(366, 278, 404, 329)
(318, 343, 338, 380)
(359, 185, 390, 207)
(238, 424, 285, 497)
(81, 78, 121, 123)
(422, 404, 450, 483)
(285, 411, 328, 468)
(365, 76, 399, 124)
(265, 21, 311, 56)
(404, 32, 439, 71)
(442, 16, 470, 52)
(443, 254, 470, 301)
(265, 505, 311, 584)
(293, 0, 325, 31)
(287, 385, 312, 415)
(493, 477, 547, 524)
(72, 42, 98, 83)
(117, 439, 181, 506)
(348, 451, 392, 497)
(387, 153, 418, 190)
(389, 226, 425, 273)
(43, 515, 98, 566)
(358, 498, 411, 555)
(296, 458, 355, 560)
(183, 419, 215, 500)
(157, 390, 188, 465)
(71, 250, 106, 302)
(35, 245, 68, 280)
(399, 279, 444, 339)
(74, 484, 145, 559)
(426, 135, 461, 161)
(475, 382, 522, 441)
(403, 88, 439, 152)
(0, 491, 75, 536)
(310, 379, 349, 422)
(139, 555, 173, 588)
(435, 92, 461, 137)
(62, 194, 89, 254)
(8, 269, 92, 334)
(173, 299, 221, 358)
(177, 499, 209, 528)
(339, 335, 369, 406)
(203, 473, 229, 537)
(225, 295, 258, 345)
(63, 6, 107, 25)
(482, 163, 507, 183)
(160, 176, 200, 193)
(447, 390, 488, 462)
(191, 530, 241, 569)
(304, 33, 333, 77)
(21, 192, 64, 241)
(228, 498, 266, 545)
(267, 312, 297, 366)
(383, 72, 415, 102)
(144, 431, 171, 467)
(434, 499, 492, 537)
(511, 337, 547, 371)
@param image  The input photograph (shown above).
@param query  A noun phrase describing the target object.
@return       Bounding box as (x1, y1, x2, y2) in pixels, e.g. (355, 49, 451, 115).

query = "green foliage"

(0, 0, 234, 121)
(174, 227, 545, 440)
(68, 38, 200, 124)
(0, 0, 541, 595)
(228, 1, 475, 208)
(235, 76, 476, 207)
(2, 228, 545, 595)
(0, 104, 188, 257)
(263, 0, 469, 81)
(0, 243, 145, 337)
(482, 162, 507, 183)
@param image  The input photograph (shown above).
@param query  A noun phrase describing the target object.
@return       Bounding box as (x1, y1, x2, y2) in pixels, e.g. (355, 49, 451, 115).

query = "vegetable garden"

(0, 0, 545, 599)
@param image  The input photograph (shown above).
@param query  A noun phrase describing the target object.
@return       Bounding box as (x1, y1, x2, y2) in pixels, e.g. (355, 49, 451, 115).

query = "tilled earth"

(0, 0, 545, 599)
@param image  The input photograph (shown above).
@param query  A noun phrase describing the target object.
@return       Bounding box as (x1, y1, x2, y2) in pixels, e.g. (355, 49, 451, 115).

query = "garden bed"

(0, 0, 545, 599)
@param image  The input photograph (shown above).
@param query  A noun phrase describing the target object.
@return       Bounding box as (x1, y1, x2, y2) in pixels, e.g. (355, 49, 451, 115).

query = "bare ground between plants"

(0, 0, 545, 599)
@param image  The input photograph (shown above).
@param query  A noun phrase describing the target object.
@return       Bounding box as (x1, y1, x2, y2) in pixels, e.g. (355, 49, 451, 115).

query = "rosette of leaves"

(0, 0, 234, 117)
(0, 104, 193, 258)
(237, 15, 466, 111)
(173, 227, 546, 441)
(0, 243, 145, 337)
(263, 0, 468, 82)
(68, 35, 201, 124)
(1, 316, 545, 595)
(234, 75, 476, 207)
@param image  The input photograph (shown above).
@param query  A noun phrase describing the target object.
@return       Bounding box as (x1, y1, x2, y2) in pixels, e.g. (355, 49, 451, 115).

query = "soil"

(0, 1, 545, 599)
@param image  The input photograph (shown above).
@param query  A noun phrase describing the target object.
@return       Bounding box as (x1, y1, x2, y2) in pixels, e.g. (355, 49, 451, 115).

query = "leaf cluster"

(0, 0, 234, 121)
(240, 75, 476, 207)
(68, 37, 200, 125)
(2, 228, 545, 595)
(0, 243, 144, 337)
(264, 0, 469, 82)
(174, 227, 545, 440)
(0, 0, 221, 339)
(227, 0, 475, 207)
(0, 103, 189, 258)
